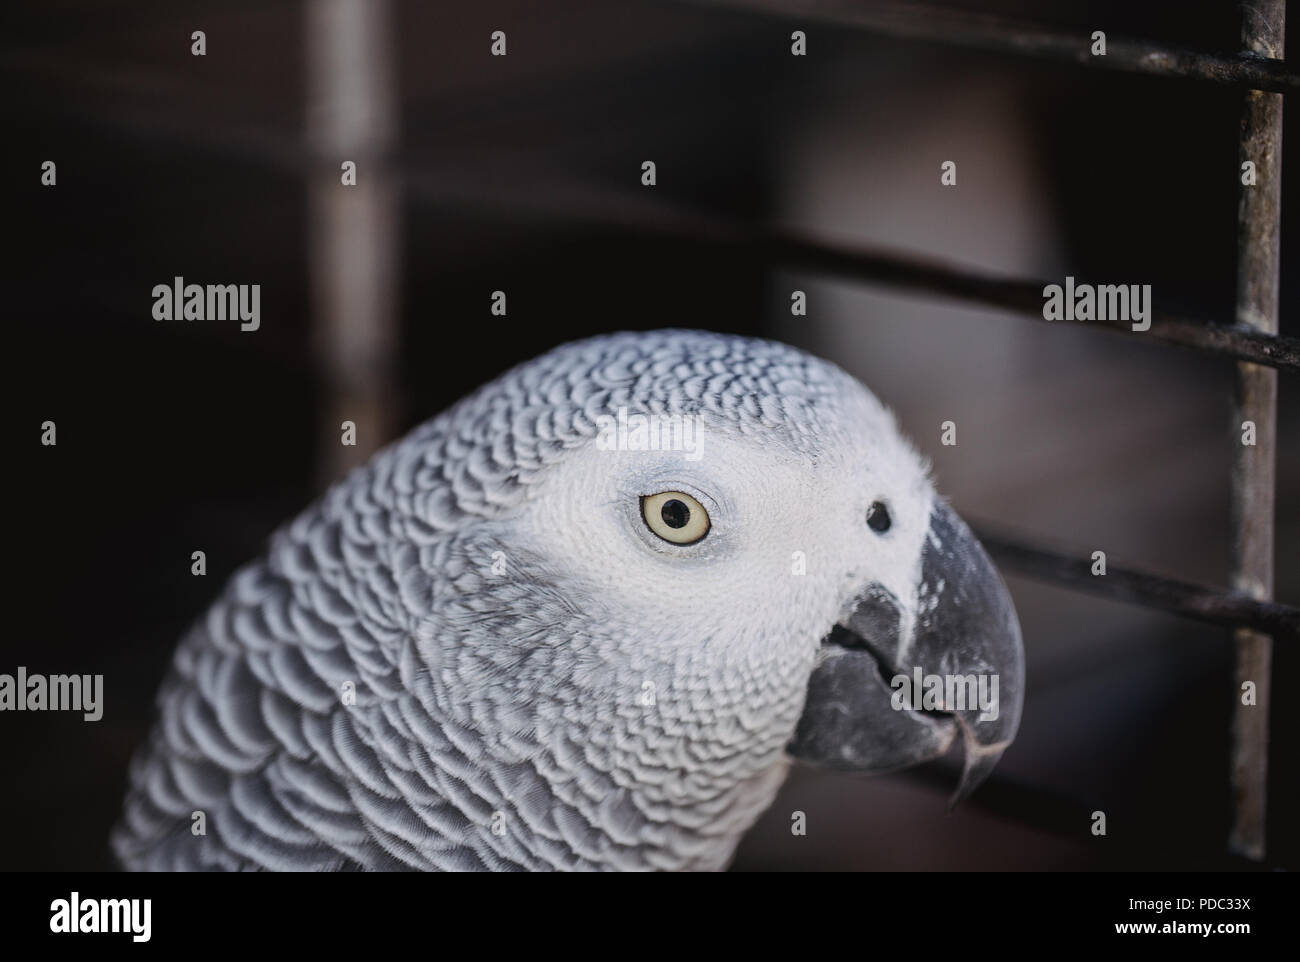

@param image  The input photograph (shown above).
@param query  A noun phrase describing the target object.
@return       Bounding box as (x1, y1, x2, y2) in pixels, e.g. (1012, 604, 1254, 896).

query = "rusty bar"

(394, 172, 1300, 371)
(685, 0, 1300, 93)
(1228, 0, 1283, 862)
(974, 530, 1299, 643)
(757, 229, 1300, 372)
(400, 169, 1300, 372)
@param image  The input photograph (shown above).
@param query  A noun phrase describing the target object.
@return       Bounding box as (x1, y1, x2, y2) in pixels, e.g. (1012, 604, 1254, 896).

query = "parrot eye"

(867, 501, 892, 533)
(641, 491, 710, 545)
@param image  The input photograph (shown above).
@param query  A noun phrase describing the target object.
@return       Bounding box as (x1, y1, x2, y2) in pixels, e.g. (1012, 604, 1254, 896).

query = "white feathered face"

(508, 371, 1022, 800)
(516, 383, 932, 662)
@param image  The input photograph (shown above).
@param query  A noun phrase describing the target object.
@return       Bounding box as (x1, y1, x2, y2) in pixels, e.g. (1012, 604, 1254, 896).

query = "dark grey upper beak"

(788, 501, 1024, 804)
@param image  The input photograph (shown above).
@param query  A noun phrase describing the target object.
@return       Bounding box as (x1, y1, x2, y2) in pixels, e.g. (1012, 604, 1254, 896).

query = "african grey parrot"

(113, 329, 1023, 871)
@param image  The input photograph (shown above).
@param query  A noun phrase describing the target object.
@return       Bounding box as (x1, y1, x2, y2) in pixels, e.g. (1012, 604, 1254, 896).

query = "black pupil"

(661, 499, 691, 529)
(867, 501, 891, 533)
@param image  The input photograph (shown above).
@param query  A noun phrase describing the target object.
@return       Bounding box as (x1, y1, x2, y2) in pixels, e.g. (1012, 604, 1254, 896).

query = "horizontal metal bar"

(402, 166, 1300, 370)
(410, 163, 1300, 371)
(422, 170, 1300, 371)
(687, 0, 1300, 93)
(759, 230, 1300, 372)
(404, 159, 1300, 369)
(974, 528, 1300, 642)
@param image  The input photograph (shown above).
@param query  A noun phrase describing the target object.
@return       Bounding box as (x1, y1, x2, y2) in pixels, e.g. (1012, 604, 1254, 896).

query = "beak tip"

(947, 720, 1011, 809)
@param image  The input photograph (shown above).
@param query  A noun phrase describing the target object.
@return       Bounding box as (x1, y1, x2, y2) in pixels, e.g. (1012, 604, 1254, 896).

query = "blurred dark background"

(3, 0, 1296, 870)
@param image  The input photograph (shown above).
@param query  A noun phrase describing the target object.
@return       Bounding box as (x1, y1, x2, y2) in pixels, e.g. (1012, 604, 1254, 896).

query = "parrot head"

(416, 329, 1024, 866)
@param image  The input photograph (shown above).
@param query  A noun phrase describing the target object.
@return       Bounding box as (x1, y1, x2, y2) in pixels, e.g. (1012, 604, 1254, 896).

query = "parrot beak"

(788, 501, 1024, 804)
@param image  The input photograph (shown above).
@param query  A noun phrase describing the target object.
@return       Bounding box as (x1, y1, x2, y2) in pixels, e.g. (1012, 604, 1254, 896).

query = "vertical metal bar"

(305, 0, 401, 486)
(1229, 0, 1283, 862)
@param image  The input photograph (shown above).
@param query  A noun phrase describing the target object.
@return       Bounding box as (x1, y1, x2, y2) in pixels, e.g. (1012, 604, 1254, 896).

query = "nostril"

(867, 501, 892, 533)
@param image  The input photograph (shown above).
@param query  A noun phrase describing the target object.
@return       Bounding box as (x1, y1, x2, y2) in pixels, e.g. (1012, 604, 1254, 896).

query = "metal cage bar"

(1228, 0, 1284, 862)
(446, 187, 1300, 371)
(977, 530, 1299, 643)
(758, 228, 1300, 371)
(690, 0, 1300, 92)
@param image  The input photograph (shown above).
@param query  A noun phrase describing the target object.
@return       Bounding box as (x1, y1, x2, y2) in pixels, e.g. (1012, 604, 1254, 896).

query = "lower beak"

(788, 501, 1025, 803)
